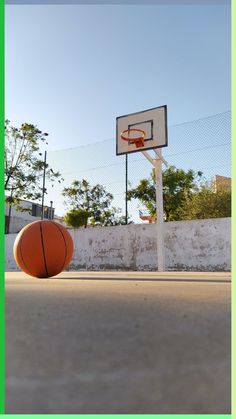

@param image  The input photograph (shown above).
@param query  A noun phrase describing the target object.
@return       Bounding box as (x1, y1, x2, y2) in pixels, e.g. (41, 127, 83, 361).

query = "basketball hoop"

(120, 128, 145, 148)
(139, 210, 156, 224)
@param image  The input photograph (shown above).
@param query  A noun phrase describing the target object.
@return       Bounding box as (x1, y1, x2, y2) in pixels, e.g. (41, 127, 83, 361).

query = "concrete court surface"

(5, 271, 231, 414)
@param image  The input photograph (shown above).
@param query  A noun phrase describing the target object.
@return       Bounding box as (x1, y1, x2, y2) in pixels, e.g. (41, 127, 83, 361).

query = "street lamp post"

(41, 151, 47, 220)
(50, 200, 53, 220)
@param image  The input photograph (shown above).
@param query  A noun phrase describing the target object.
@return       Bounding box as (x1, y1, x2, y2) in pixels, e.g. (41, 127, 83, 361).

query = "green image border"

(0, 0, 233, 417)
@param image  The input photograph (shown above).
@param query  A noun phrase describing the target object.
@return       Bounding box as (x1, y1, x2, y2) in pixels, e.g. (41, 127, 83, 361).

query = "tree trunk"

(5, 187, 14, 234)
(5, 203, 12, 234)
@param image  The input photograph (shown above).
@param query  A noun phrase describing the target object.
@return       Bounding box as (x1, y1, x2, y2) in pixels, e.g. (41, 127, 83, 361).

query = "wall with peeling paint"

(5, 218, 231, 272)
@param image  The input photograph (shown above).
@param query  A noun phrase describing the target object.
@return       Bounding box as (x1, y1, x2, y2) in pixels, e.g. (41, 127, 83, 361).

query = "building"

(214, 175, 231, 193)
(5, 198, 55, 234)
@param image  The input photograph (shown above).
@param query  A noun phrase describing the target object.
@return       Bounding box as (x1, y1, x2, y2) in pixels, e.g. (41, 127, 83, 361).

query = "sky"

(5, 3, 231, 219)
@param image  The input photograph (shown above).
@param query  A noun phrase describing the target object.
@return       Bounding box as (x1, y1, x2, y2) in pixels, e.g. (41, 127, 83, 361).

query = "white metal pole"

(155, 154, 165, 271)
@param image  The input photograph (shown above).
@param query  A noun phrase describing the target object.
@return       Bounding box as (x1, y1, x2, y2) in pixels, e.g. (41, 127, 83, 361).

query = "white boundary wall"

(5, 218, 231, 272)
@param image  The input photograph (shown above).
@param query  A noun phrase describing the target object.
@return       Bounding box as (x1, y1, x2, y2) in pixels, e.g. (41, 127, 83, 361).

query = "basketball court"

(5, 270, 231, 414)
(5, 105, 231, 413)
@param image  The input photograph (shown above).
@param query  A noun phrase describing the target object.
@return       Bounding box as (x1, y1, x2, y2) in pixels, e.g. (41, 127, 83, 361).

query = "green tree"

(62, 179, 126, 226)
(177, 186, 231, 220)
(90, 207, 131, 227)
(64, 208, 91, 228)
(127, 166, 203, 221)
(5, 120, 63, 233)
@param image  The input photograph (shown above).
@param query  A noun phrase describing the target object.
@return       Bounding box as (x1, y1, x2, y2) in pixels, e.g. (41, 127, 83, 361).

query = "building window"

(32, 204, 42, 217)
(31, 204, 54, 219)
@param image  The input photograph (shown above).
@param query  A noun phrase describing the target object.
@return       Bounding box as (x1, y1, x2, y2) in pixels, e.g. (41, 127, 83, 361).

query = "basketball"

(13, 220, 74, 278)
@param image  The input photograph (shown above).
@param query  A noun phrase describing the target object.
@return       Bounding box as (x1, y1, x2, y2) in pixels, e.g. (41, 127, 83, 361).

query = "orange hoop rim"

(120, 128, 146, 145)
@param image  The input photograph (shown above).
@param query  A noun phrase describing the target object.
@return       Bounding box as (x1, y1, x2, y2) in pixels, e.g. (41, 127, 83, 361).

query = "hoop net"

(120, 128, 146, 148)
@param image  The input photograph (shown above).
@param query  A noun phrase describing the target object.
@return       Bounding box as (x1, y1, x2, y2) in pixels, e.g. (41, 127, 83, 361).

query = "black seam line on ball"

(51, 221, 68, 270)
(40, 222, 49, 277)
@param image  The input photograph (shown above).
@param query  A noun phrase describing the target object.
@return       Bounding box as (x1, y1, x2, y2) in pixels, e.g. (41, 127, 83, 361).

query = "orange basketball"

(13, 220, 74, 278)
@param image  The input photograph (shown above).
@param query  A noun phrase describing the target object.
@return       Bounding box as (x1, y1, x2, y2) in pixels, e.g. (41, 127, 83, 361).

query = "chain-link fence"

(46, 110, 231, 223)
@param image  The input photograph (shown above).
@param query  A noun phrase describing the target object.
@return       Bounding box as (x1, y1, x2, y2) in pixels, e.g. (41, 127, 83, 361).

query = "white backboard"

(116, 105, 168, 155)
